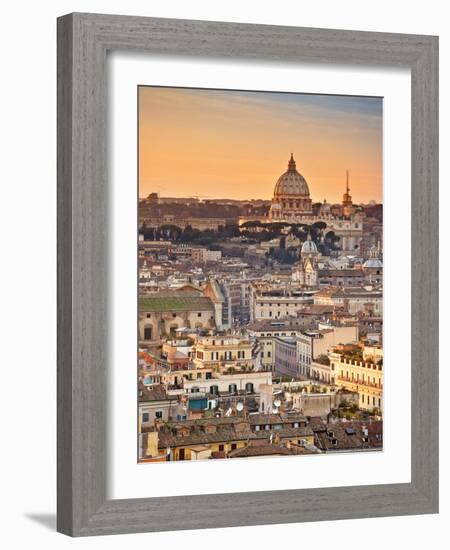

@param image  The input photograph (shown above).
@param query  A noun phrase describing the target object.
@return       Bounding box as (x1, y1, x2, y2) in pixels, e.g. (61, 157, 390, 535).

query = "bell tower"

(342, 170, 353, 217)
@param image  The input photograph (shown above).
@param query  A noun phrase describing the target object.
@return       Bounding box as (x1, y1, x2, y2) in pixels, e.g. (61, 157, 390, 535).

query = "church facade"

(239, 154, 364, 253)
(292, 233, 319, 288)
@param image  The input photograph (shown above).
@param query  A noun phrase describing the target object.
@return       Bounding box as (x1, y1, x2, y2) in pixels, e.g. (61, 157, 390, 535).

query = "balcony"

(337, 376, 382, 390)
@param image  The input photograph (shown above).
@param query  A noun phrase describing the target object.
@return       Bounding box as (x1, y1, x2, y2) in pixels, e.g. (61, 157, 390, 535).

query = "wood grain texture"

(57, 12, 439, 537)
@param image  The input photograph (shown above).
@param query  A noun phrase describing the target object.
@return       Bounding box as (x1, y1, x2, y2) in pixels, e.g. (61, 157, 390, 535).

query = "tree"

(325, 230, 341, 250)
(315, 354, 330, 366)
(159, 224, 182, 241)
(241, 220, 262, 228)
(312, 221, 327, 231)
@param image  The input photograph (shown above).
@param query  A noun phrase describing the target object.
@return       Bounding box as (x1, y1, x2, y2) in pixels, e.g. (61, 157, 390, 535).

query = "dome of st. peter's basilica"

(273, 153, 310, 198)
(269, 154, 313, 219)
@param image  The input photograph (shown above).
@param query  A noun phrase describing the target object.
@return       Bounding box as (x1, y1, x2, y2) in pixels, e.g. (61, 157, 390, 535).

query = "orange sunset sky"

(139, 86, 383, 203)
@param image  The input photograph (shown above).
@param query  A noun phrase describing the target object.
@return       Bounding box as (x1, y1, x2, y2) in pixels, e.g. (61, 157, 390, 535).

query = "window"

(143, 326, 152, 340)
(155, 411, 163, 419)
(231, 443, 237, 450)
(146, 313, 151, 318)
(198, 312, 202, 317)
(142, 413, 149, 422)
(218, 444, 224, 452)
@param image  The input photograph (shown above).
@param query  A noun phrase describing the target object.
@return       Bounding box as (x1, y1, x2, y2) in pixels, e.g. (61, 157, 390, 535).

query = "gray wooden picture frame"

(57, 12, 439, 537)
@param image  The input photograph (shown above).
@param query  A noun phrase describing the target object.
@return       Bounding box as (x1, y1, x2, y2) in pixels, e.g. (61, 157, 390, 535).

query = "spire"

(288, 153, 296, 172)
(343, 170, 352, 207)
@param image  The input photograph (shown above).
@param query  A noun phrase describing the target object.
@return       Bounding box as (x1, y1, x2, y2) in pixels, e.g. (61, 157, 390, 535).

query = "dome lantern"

(288, 153, 296, 172)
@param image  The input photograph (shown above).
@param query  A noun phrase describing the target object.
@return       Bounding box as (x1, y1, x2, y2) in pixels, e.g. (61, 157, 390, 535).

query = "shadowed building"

(139, 292, 216, 342)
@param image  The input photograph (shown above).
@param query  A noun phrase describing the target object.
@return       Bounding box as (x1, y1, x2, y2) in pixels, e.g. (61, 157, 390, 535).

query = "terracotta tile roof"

(158, 426, 251, 449)
(318, 269, 365, 277)
(228, 444, 297, 458)
(313, 420, 383, 451)
(157, 419, 314, 449)
(139, 383, 176, 402)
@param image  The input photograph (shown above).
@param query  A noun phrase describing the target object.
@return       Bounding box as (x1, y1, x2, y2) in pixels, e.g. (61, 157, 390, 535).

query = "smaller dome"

(364, 245, 382, 268)
(363, 258, 383, 269)
(320, 199, 331, 213)
(301, 233, 318, 255)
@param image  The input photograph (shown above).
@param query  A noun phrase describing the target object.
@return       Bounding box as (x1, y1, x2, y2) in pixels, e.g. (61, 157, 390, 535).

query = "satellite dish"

(272, 407, 279, 414)
(236, 402, 244, 412)
(274, 398, 281, 408)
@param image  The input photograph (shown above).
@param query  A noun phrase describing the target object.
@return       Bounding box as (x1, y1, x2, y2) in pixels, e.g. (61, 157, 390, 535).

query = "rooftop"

(318, 269, 365, 277)
(246, 319, 304, 332)
(228, 444, 304, 458)
(314, 286, 382, 298)
(313, 420, 383, 451)
(139, 383, 178, 402)
(297, 304, 337, 315)
(139, 293, 214, 312)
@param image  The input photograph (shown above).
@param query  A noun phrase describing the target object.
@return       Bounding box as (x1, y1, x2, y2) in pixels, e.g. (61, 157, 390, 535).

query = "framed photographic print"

(57, 13, 438, 536)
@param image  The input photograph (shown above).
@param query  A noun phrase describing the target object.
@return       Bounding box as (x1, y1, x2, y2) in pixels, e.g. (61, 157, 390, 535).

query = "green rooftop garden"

(139, 295, 213, 312)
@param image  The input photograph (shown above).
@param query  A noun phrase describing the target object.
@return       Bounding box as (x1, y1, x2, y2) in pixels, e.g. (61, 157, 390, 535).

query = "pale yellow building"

(193, 336, 255, 371)
(314, 285, 383, 316)
(296, 325, 358, 377)
(182, 370, 272, 395)
(247, 320, 304, 370)
(249, 283, 315, 321)
(329, 347, 383, 411)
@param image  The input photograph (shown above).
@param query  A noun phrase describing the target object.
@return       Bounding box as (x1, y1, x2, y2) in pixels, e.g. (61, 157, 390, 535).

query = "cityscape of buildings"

(138, 151, 383, 463)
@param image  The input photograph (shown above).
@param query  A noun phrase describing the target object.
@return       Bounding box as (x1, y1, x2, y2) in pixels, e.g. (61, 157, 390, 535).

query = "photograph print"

(138, 86, 383, 463)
